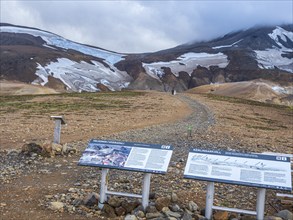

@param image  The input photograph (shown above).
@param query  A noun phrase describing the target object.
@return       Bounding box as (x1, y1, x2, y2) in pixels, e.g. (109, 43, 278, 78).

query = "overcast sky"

(1, 0, 292, 53)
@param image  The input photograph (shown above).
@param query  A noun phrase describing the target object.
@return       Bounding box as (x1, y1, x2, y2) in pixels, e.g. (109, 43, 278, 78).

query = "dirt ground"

(0, 90, 292, 220)
(0, 90, 192, 151)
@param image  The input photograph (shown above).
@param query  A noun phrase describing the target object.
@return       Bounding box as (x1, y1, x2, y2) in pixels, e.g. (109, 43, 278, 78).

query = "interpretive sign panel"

(184, 148, 292, 191)
(78, 139, 173, 174)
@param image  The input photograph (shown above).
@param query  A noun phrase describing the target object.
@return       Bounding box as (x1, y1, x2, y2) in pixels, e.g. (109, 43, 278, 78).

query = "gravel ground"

(1, 93, 291, 220)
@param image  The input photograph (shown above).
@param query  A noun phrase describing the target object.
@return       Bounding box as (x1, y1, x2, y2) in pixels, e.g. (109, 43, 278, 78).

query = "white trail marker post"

(51, 116, 66, 144)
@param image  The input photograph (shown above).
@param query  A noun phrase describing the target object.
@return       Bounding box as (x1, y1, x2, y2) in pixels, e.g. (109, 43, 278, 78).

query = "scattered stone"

(115, 206, 126, 216)
(21, 143, 43, 156)
(108, 196, 122, 208)
(145, 205, 158, 213)
(165, 210, 182, 218)
(171, 192, 178, 203)
(102, 204, 116, 218)
(264, 216, 283, 220)
(240, 215, 256, 220)
(170, 204, 181, 212)
(187, 201, 198, 212)
(214, 211, 229, 220)
(136, 210, 145, 218)
(194, 214, 208, 220)
(83, 192, 99, 206)
(49, 201, 64, 211)
(182, 212, 192, 220)
(275, 210, 293, 220)
(122, 200, 140, 213)
(146, 212, 163, 219)
(155, 196, 171, 211)
(125, 214, 138, 220)
(149, 192, 156, 200)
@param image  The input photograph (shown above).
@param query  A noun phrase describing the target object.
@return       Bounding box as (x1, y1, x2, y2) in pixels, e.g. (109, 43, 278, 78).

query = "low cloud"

(1, 1, 292, 53)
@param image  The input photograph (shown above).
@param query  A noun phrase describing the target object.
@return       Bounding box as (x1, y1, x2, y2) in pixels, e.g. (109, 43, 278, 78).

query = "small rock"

(83, 192, 99, 206)
(171, 192, 178, 203)
(155, 196, 171, 211)
(149, 192, 156, 200)
(0, 203, 7, 207)
(182, 212, 192, 220)
(102, 204, 116, 218)
(170, 204, 181, 212)
(264, 216, 283, 220)
(146, 212, 163, 219)
(275, 210, 293, 220)
(214, 211, 229, 220)
(125, 214, 138, 220)
(49, 201, 64, 211)
(188, 201, 198, 212)
(194, 214, 208, 220)
(240, 215, 256, 220)
(137, 210, 145, 218)
(122, 200, 140, 213)
(115, 206, 126, 216)
(165, 210, 182, 218)
(108, 196, 122, 208)
(145, 205, 158, 213)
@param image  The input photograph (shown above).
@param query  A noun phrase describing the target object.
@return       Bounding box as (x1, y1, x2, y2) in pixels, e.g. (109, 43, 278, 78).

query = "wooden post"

(51, 116, 66, 144)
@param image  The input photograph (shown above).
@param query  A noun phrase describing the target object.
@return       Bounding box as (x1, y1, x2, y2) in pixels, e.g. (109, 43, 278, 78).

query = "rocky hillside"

(0, 23, 292, 93)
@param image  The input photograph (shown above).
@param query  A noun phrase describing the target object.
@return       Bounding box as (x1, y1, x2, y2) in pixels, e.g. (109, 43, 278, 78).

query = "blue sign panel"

(184, 148, 292, 191)
(78, 139, 173, 174)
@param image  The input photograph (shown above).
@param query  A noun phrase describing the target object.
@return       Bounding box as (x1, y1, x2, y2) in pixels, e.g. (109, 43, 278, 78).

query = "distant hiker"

(187, 125, 192, 139)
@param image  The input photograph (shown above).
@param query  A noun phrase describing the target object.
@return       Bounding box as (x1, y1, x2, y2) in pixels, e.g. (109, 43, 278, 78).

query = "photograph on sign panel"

(79, 143, 131, 167)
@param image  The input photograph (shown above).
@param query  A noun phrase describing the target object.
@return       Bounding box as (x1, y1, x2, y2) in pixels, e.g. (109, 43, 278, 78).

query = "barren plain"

(0, 85, 292, 220)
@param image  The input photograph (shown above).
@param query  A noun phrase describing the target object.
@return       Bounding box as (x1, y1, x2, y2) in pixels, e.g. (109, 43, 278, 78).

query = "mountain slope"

(0, 24, 132, 92)
(0, 23, 292, 93)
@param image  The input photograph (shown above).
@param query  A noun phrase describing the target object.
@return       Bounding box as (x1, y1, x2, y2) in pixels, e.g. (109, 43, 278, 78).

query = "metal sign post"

(98, 169, 152, 210)
(204, 182, 266, 220)
(98, 168, 109, 209)
(205, 182, 214, 220)
(256, 188, 266, 220)
(51, 116, 66, 144)
(142, 173, 151, 209)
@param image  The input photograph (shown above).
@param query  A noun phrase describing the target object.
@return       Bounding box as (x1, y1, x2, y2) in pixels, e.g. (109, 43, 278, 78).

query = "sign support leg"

(98, 168, 109, 209)
(256, 188, 266, 220)
(205, 182, 215, 220)
(142, 173, 151, 210)
(53, 119, 62, 144)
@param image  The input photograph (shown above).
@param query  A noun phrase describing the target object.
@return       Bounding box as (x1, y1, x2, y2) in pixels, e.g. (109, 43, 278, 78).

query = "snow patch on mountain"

(143, 52, 229, 79)
(212, 39, 243, 49)
(33, 58, 132, 92)
(1, 26, 124, 64)
(269, 26, 293, 49)
(255, 27, 293, 73)
(255, 49, 293, 73)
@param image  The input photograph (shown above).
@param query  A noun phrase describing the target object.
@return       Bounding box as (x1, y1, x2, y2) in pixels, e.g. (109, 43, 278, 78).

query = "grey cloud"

(1, 0, 292, 53)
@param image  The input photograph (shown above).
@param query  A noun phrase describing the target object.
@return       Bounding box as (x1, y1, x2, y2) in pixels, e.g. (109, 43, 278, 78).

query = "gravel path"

(104, 93, 215, 159)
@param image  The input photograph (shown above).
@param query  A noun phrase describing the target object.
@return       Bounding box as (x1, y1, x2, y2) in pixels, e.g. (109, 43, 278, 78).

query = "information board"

(184, 148, 292, 191)
(78, 139, 173, 174)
